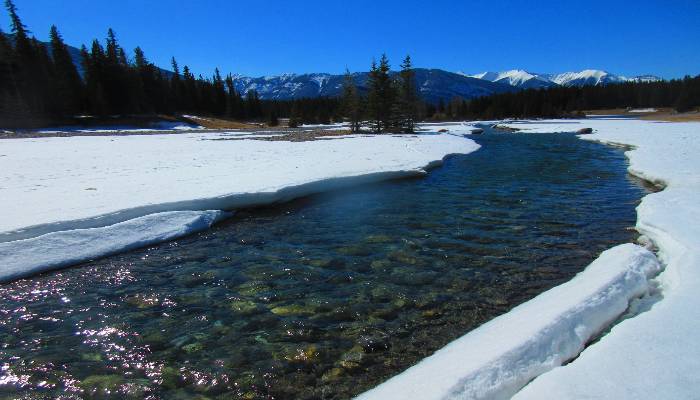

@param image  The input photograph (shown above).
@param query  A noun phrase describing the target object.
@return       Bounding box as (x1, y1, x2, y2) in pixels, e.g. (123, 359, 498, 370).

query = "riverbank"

(509, 118, 700, 399)
(358, 118, 699, 399)
(0, 131, 478, 281)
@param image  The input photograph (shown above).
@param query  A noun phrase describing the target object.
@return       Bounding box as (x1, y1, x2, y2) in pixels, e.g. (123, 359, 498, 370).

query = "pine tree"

(5, 0, 45, 117)
(212, 68, 226, 116)
(0, 26, 26, 124)
(170, 57, 182, 110)
(366, 59, 381, 132)
(367, 54, 394, 132)
(395, 55, 418, 132)
(49, 25, 83, 116)
(341, 68, 361, 132)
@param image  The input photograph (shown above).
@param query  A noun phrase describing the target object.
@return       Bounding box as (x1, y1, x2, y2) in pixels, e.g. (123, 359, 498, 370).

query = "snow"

(359, 118, 700, 399)
(356, 244, 661, 400)
(628, 108, 657, 113)
(467, 70, 550, 87)
(500, 118, 700, 399)
(0, 210, 225, 282)
(466, 69, 655, 88)
(0, 131, 478, 281)
(548, 69, 624, 86)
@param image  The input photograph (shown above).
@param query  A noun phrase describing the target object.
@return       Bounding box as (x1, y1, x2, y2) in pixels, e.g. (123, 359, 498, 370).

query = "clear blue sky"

(3, 0, 699, 79)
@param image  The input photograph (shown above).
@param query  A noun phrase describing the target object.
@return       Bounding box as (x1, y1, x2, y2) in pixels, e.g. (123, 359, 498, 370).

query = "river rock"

(577, 127, 594, 134)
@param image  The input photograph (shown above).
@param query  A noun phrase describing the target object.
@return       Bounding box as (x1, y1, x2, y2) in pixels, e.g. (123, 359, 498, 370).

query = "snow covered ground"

(358, 118, 700, 399)
(510, 118, 700, 399)
(0, 131, 478, 281)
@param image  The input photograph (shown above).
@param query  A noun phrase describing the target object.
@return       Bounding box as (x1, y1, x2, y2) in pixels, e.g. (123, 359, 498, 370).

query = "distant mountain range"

(463, 69, 661, 89)
(229, 69, 661, 102)
(10, 34, 663, 103)
(230, 69, 516, 103)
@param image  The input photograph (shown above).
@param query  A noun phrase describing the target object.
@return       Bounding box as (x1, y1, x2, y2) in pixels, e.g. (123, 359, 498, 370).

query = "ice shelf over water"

(0, 131, 478, 281)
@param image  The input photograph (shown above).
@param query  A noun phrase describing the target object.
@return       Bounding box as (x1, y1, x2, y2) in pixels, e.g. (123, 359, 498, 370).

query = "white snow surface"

(0, 131, 478, 281)
(628, 108, 657, 113)
(359, 118, 700, 399)
(499, 118, 700, 399)
(0, 210, 225, 282)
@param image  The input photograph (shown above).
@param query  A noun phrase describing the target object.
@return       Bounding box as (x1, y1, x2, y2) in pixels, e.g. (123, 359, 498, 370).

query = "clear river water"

(0, 131, 650, 399)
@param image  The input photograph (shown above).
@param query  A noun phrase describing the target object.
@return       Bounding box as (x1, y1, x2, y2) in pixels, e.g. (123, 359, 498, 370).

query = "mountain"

(6, 33, 663, 102)
(466, 70, 557, 89)
(466, 69, 662, 88)
(231, 69, 516, 103)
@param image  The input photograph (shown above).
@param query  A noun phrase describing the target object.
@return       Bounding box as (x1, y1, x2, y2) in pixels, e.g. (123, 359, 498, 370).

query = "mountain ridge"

(7, 34, 664, 103)
(464, 69, 662, 89)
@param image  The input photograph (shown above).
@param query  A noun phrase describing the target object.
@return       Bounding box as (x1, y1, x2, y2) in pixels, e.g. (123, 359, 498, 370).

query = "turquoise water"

(0, 132, 649, 399)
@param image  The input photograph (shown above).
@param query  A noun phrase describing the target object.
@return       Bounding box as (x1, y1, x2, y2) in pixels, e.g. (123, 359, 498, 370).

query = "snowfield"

(510, 118, 700, 399)
(358, 118, 700, 399)
(0, 131, 478, 281)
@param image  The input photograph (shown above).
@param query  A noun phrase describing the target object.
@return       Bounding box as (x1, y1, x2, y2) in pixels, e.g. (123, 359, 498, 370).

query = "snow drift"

(0, 210, 225, 282)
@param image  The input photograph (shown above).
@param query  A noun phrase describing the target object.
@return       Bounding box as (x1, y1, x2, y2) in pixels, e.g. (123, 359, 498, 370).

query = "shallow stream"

(0, 132, 649, 399)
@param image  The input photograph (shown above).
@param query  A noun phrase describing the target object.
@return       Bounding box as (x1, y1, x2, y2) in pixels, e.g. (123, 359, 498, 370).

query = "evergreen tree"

(5, 0, 45, 117)
(395, 55, 418, 132)
(170, 57, 182, 109)
(366, 59, 381, 131)
(369, 54, 394, 132)
(0, 26, 26, 124)
(49, 25, 83, 116)
(341, 68, 361, 132)
(212, 68, 226, 116)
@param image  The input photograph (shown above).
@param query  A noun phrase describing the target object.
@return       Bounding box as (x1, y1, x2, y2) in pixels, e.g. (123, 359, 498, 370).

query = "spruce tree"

(395, 55, 418, 132)
(341, 68, 361, 132)
(0, 26, 25, 124)
(5, 0, 44, 117)
(212, 68, 226, 116)
(366, 59, 381, 132)
(374, 54, 394, 132)
(49, 25, 83, 116)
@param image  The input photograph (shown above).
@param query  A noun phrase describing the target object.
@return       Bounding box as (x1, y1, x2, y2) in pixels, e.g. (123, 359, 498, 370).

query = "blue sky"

(3, 0, 699, 79)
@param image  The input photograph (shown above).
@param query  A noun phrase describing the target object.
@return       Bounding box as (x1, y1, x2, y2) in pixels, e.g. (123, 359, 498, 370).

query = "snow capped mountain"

(548, 70, 626, 86)
(467, 69, 662, 88)
(231, 69, 516, 103)
(464, 70, 557, 89)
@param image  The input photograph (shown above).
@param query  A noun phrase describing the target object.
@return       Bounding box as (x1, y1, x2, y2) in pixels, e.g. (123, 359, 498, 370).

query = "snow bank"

(0, 132, 478, 281)
(356, 244, 660, 400)
(498, 118, 700, 399)
(0, 210, 225, 282)
(359, 118, 700, 399)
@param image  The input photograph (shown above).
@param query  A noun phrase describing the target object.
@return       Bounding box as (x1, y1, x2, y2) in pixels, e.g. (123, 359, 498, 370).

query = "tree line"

(428, 75, 700, 120)
(1, 0, 698, 130)
(0, 0, 419, 132)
